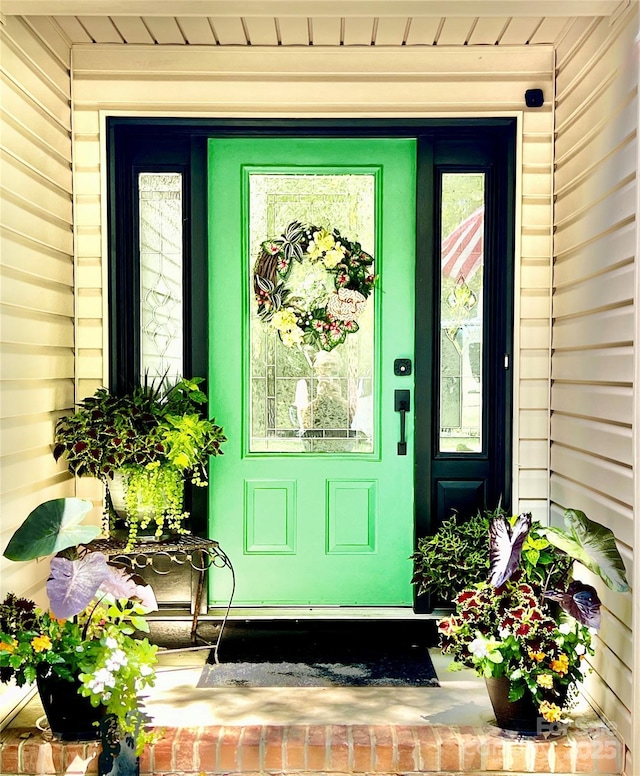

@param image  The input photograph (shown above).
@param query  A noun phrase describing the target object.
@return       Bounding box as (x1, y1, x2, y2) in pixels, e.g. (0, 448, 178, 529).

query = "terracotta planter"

(36, 666, 106, 741)
(485, 676, 541, 733)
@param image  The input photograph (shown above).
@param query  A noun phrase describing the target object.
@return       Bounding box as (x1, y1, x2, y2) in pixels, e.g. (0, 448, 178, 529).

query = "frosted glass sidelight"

(249, 173, 376, 454)
(139, 172, 183, 383)
(439, 172, 485, 453)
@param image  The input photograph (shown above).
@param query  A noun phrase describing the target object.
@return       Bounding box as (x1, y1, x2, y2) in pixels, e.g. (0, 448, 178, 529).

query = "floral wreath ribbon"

(253, 220, 377, 352)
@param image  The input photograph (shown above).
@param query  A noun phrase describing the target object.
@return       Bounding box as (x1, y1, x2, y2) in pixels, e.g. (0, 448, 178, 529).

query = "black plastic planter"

(36, 666, 106, 741)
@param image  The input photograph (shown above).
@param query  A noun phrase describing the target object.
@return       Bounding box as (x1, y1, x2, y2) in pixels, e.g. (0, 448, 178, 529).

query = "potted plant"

(53, 376, 227, 548)
(438, 509, 629, 732)
(411, 506, 572, 604)
(1, 498, 159, 752)
(412, 508, 492, 603)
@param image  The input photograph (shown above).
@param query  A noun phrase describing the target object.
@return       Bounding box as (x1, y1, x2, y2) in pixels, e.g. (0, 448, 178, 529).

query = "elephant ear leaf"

(99, 565, 158, 612)
(542, 509, 629, 592)
(47, 553, 110, 619)
(3, 498, 99, 561)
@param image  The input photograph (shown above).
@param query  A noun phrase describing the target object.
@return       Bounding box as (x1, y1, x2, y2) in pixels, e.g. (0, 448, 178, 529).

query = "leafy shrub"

(411, 509, 492, 601)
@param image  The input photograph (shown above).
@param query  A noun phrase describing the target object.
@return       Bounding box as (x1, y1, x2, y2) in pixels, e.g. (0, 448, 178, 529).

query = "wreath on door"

(253, 220, 377, 351)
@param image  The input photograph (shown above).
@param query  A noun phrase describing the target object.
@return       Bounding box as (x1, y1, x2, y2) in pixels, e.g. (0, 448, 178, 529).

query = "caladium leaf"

(47, 553, 110, 619)
(3, 498, 99, 561)
(131, 582, 158, 613)
(545, 580, 602, 629)
(541, 509, 629, 592)
(488, 512, 532, 588)
(99, 565, 158, 612)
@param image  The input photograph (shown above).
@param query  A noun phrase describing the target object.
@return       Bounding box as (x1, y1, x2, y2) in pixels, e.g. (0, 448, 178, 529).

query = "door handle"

(394, 389, 410, 456)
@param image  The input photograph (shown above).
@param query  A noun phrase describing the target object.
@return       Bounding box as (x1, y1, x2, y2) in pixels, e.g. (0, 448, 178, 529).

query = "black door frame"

(108, 118, 516, 611)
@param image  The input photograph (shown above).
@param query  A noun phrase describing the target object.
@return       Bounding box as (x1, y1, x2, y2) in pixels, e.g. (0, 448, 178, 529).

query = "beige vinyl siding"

(70, 43, 555, 522)
(552, 4, 637, 764)
(0, 15, 73, 725)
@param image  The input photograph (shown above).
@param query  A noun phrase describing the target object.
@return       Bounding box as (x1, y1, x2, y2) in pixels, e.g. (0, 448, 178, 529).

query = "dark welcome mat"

(198, 620, 439, 688)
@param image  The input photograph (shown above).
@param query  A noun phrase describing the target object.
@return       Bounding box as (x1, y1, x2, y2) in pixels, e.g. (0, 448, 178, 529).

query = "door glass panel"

(139, 172, 183, 382)
(439, 172, 485, 453)
(249, 173, 375, 454)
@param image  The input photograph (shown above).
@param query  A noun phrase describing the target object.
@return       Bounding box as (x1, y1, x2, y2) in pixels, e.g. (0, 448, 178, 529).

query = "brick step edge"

(0, 723, 622, 775)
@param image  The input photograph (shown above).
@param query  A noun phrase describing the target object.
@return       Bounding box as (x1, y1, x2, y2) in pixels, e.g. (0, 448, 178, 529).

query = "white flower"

(469, 637, 490, 658)
(558, 622, 572, 635)
(90, 667, 115, 690)
(575, 643, 586, 655)
(498, 627, 511, 639)
(326, 288, 367, 322)
(105, 636, 119, 649)
(105, 649, 127, 671)
(139, 664, 154, 676)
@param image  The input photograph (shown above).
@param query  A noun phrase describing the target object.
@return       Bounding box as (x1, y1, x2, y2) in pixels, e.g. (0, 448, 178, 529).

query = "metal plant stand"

(82, 535, 235, 653)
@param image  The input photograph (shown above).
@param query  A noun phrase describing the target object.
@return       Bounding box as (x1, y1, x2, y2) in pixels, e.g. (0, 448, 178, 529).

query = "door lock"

(394, 389, 410, 456)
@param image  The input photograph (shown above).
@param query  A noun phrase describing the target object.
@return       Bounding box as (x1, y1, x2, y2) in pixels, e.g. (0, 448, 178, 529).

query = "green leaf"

(3, 498, 99, 561)
(508, 682, 526, 702)
(541, 509, 629, 592)
(526, 537, 548, 551)
(23, 665, 36, 684)
(524, 547, 540, 567)
(536, 550, 555, 565)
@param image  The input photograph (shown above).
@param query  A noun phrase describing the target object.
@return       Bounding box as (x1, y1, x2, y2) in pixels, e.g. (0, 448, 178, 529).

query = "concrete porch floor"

(6, 648, 501, 729)
(2, 638, 623, 775)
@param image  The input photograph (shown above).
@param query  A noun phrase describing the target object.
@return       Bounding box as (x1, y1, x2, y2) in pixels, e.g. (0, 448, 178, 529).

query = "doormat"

(198, 620, 439, 688)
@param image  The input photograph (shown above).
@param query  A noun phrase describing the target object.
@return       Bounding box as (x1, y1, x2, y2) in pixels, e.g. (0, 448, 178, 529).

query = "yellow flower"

(539, 701, 562, 722)
(322, 245, 346, 270)
(528, 649, 546, 663)
(308, 229, 335, 261)
(550, 653, 570, 676)
(271, 309, 298, 332)
(0, 639, 17, 654)
(280, 327, 304, 348)
(536, 673, 554, 688)
(31, 634, 52, 653)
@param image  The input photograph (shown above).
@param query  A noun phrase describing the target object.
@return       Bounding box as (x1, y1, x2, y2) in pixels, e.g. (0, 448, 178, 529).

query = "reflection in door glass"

(139, 172, 183, 383)
(439, 173, 485, 453)
(249, 174, 375, 453)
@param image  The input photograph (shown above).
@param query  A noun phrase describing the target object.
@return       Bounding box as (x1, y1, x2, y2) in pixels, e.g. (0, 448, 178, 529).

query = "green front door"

(208, 138, 416, 607)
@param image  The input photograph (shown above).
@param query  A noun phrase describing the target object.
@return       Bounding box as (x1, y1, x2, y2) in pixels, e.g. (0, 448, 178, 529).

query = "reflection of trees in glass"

(441, 173, 484, 238)
(249, 174, 376, 453)
(139, 172, 183, 382)
(439, 173, 484, 453)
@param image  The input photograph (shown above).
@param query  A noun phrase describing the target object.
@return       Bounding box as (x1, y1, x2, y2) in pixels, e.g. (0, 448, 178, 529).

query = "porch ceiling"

(2, 0, 626, 46)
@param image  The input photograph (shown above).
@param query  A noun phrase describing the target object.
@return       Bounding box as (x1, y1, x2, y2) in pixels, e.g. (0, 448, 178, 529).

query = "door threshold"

(199, 606, 445, 620)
